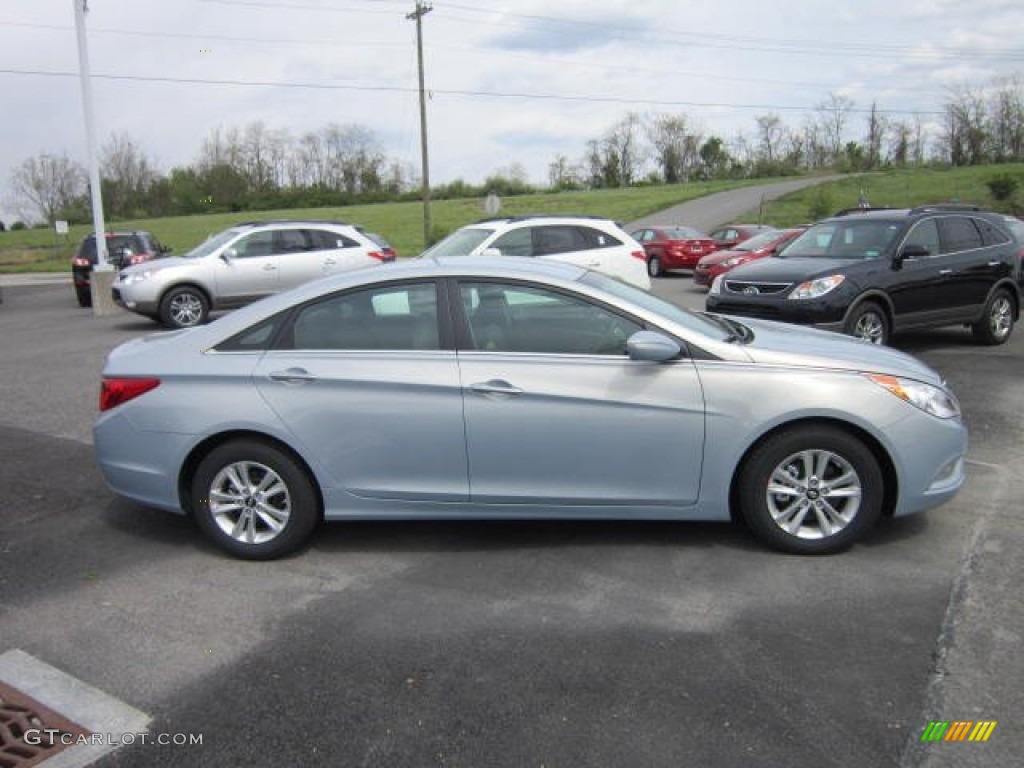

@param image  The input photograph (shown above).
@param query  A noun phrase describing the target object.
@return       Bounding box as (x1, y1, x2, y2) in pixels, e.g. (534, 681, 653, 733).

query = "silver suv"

(114, 220, 393, 328)
(422, 215, 651, 290)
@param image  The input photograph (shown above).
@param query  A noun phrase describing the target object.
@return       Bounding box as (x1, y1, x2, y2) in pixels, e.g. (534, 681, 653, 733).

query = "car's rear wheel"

(191, 440, 320, 560)
(844, 301, 889, 345)
(738, 426, 884, 555)
(647, 256, 662, 277)
(160, 286, 209, 328)
(971, 288, 1014, 345)
(75, 285, 92, 308)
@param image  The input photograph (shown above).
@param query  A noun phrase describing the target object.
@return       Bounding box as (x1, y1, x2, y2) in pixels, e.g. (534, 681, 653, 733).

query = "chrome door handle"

(269, 368, 317, 384)
(322, 258, 337, 265)
(939, 269, 953, 275)
(262, 264, 277, 271)
(469, 380, 523, 396)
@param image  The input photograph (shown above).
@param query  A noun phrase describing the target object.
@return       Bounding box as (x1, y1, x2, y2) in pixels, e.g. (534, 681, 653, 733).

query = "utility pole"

(407, 1, 432, 249)
(74, 0, 116, 314)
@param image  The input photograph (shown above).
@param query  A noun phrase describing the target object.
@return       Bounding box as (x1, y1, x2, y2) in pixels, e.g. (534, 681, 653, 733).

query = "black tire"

(971, 288, 1014, 345)
(159, 285, 209, 328)
(647, 256, 662, 278)
(192, 440, 320, 560)
(75, 285, 92, 308)
(738, 426, 884, 555)
(843, 301, 889, 345)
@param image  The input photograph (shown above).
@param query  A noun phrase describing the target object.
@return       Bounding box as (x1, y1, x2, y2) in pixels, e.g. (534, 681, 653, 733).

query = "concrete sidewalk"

(0, 272, 70, 287)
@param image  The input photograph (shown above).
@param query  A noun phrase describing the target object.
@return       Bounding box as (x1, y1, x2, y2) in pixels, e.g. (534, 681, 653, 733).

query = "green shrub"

(986, 174, 1018, 201)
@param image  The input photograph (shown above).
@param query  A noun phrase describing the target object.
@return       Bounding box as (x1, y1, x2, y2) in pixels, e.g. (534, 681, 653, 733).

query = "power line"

(0, 20, 956, 96)
(0, 66, 947, 115)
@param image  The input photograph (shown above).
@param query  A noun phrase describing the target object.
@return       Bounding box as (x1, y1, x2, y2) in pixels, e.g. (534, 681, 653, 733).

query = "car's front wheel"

(971, 288, 1014, 345)
(738, 426, 884, 555)
(191, 439, 320, 559)
(844, 301, 889, 345)
(160, 285, 209, 328)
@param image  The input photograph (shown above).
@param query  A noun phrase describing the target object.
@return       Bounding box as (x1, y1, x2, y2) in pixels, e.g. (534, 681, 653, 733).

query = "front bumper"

(705, 292, 849, 328)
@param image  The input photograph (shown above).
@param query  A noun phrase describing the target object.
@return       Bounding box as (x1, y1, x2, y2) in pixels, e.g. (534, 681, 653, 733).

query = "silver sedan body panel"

(458, 352, 704, 505)
(253, 350, 468, 501)
(94, 256, 967, 542)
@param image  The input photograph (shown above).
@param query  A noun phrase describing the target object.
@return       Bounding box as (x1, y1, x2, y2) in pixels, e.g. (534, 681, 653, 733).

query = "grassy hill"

(2, 164, 1021, 273)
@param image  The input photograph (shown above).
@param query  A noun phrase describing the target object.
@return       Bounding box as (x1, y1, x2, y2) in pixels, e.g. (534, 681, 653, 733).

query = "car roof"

(185, 256, 590, 347)
(474, 214, 611, 225)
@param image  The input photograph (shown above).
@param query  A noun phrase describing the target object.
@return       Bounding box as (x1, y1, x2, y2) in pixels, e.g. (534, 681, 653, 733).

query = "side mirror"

(627, 330, 681, 362)
(480, 247, 502, 257)
(894, 243, 929, 269)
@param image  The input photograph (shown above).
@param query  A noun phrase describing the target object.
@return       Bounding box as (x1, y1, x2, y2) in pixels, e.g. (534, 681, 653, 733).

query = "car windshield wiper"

(699, 312, 751, 343)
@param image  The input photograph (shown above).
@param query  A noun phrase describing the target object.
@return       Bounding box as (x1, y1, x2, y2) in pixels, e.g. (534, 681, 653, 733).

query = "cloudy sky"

(2, 0, 1023, 223)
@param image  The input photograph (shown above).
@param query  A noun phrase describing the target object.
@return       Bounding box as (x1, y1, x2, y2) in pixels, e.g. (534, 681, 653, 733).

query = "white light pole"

(74, 0, 116, 314)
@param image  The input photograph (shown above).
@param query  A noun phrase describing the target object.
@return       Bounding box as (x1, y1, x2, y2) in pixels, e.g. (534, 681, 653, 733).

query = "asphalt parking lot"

(0, 270, 1021, 768)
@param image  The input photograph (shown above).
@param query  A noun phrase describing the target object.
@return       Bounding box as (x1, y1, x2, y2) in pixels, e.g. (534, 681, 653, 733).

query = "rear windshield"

(78, 235, 139, 259)
(782, 220, 901, 260)
(663, 227, 706, 240)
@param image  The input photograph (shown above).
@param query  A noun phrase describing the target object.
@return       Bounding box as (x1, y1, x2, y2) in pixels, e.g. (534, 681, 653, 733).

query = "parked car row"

(72, 206, 1022, 347)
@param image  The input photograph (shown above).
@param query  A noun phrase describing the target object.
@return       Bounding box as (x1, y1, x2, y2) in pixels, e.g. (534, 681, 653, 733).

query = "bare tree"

(755, 113, 785, 166)
(816, 93, 855, 163)
(100, 133, 158, 217)
(939, 84, 989, 165)
(8, 152, 86, 223)
(647, 113, 702, 183)
(864, 102, 888, 170)
(990, 75, 1024, 161)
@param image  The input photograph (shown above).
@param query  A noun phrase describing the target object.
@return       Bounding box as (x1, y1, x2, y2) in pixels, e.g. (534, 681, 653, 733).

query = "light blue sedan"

(94, 257, 967, 559)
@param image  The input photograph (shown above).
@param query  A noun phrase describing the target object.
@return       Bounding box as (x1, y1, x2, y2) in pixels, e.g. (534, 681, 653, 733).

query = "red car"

(694, 227, 805, 288)
(629, 226, 717, 277)
(708, 224, 776, 250)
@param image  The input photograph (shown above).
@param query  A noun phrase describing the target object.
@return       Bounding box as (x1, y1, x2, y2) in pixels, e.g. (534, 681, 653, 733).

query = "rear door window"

(939, 217, 984, 253)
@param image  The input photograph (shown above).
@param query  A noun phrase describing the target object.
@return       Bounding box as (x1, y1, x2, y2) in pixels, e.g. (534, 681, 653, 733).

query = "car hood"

(120, 255, 192, 275)
(726, 256, 859, 282)
(729, 315, 944, 384)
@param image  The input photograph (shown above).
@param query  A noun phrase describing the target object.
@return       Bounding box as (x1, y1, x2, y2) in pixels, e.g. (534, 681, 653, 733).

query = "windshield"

(782, 220, 900, 260)
(183, 228, 242, 259)
(422, 227, 495, 258)
(580, 271, 733, 341)
(733, 229, 782, 252)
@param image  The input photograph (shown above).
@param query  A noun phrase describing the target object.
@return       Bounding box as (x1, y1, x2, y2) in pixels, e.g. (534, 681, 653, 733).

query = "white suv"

(114, 220, 393, 328)
(422, 215, 651, 290)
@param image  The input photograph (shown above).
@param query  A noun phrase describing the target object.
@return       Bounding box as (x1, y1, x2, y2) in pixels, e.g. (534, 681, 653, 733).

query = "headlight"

(709, 275, 723, 295)
(124, 270, 156, 284)
(867, 374, 961, 419)
(790, 274, 845, 299)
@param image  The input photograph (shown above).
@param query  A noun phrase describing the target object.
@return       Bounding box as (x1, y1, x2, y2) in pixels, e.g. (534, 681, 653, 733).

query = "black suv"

(706, 205, 1021, 345)
(71, 231, 169, 307)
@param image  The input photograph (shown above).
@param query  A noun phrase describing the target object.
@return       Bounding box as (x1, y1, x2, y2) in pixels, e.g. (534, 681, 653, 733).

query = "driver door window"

(460, 282, 641, 355)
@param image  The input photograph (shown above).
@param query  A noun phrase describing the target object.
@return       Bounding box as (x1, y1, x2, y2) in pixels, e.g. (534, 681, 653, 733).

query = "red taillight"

(368, 250, 386, 262)
(100, 378, 160, 412)
(72, 257, 91, 267)
(630, 250, 646, 261)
